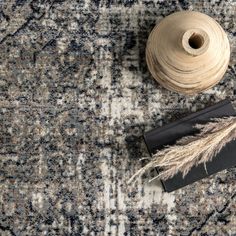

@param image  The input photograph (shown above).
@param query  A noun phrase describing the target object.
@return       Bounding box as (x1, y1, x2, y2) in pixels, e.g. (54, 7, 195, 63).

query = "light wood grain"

(146, 11, 230, 95)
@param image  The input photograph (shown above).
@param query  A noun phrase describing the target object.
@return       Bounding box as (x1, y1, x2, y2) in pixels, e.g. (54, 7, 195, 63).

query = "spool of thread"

(146, 11, 230, 95)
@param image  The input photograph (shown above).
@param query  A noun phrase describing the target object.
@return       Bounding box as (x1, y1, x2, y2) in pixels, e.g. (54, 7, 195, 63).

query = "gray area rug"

(0, 0, 235, 235)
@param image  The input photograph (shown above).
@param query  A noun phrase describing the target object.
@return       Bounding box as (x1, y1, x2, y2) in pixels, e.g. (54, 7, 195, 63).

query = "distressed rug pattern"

(0, 0, 236, 235)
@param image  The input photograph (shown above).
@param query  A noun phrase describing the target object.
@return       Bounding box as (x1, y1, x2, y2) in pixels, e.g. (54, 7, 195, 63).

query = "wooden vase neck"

(182, 28, 210, 56)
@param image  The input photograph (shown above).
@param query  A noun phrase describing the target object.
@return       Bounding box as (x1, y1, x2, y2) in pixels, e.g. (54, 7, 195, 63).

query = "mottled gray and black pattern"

(0, 0, 235, 235)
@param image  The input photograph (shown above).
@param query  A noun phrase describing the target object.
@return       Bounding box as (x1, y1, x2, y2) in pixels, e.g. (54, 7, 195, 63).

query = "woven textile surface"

(0, 0, 236, 235)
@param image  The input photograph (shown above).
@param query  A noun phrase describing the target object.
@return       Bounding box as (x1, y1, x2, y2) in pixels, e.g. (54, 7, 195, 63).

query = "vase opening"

(188, 33, 204, 49)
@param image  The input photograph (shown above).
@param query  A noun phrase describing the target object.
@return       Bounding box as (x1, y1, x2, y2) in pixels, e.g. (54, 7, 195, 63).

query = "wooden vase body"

(146, 11, 230, 95)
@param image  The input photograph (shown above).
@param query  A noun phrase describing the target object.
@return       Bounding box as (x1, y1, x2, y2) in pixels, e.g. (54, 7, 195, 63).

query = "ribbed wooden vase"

(146, 11, 230, 95)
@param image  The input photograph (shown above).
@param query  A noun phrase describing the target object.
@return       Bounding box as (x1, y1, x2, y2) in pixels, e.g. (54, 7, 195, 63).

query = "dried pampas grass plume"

(128, 116, 236, 184)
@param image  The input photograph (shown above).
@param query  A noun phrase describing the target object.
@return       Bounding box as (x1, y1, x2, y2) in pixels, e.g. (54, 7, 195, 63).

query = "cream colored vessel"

(146, 11, 230, 95)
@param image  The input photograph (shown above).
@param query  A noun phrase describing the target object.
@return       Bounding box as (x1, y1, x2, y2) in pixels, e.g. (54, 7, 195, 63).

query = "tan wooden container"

(146, 11, 230, 95)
